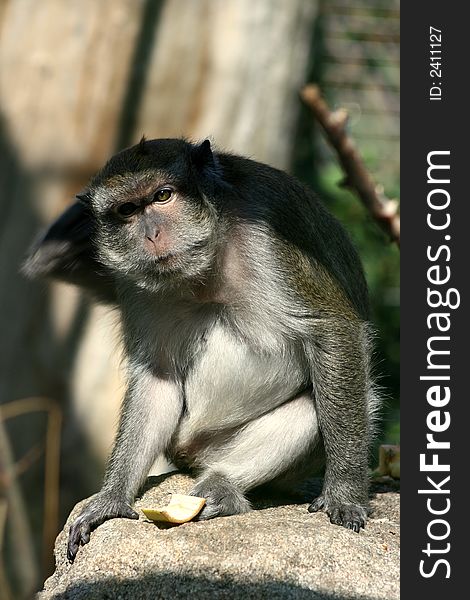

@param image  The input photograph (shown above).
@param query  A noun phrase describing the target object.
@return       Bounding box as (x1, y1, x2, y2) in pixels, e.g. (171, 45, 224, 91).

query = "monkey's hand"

(308, 495, 368, 533)
(67, 492, 138, 563)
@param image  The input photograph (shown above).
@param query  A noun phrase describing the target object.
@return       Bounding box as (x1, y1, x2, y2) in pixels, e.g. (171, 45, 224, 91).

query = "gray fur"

(24, 138, 379, 562)
(191, 473, 252, 520)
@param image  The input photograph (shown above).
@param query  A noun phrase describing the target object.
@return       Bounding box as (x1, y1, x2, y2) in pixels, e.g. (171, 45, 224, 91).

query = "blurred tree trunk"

(0, 0, 318, 590)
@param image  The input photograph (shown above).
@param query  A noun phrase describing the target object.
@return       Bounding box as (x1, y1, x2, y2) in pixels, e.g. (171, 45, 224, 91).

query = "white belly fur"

(175, 320, 309, 448)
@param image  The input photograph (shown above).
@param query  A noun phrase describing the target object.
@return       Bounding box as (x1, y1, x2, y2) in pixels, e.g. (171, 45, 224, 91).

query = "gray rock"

(39, 473, 399, 600)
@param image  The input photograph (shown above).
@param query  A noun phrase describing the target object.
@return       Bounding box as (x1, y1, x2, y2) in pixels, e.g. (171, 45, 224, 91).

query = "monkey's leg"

(306, 320, 373, 532)
(190, 393, 319, 519)
(67, 372, 182, 562)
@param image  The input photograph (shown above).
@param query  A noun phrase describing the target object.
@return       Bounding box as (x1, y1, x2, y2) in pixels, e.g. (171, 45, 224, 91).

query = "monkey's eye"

(116, 202, 139, 217)
(154, 188, 173, 203)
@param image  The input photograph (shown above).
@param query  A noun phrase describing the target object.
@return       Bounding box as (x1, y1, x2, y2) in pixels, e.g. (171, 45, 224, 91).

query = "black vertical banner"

(402, 3, 467, 597)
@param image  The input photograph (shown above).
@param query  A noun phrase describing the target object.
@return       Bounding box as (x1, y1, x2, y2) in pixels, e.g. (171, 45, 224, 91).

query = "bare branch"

(0, 419, 38, 596)
(1, 397, 62, 576)
(300, 84, 400, 247)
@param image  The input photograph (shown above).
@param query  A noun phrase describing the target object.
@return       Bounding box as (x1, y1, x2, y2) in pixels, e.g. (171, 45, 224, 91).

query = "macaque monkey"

(24, 138, 378, 562)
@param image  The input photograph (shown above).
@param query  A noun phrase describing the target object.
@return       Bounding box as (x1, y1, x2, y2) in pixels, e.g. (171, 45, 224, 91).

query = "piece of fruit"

(141, 494, 206, 524)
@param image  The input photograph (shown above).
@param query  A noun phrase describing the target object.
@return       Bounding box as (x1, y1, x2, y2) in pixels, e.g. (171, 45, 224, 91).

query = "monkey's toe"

(308, 496, 367, 532)
(194, 499, 223, 520)
(327, 504, 367, 532)
(190, 472, 251, 520)
(307, 495, 325, 513)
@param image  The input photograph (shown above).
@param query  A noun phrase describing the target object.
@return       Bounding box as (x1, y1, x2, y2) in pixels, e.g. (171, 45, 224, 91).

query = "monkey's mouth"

(153, 252, 177, 263)
(143, 251, 180, 272)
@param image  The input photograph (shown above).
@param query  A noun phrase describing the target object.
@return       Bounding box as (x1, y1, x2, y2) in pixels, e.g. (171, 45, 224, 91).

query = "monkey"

(24, 137, 379, 563)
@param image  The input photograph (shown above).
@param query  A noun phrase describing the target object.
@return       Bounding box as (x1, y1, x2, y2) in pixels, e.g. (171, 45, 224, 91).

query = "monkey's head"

(82, 138, 223, 291)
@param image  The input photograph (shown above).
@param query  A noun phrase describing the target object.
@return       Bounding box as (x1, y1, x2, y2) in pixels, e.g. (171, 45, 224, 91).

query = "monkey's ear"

(22, 201, 92, 278)
(76, 191, 92, 205)
(190, 140, 218, 175)
(22, 201, 117, 304)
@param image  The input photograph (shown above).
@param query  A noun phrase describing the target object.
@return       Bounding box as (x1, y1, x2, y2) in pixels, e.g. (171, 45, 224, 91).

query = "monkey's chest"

(175, 321, 309, 446)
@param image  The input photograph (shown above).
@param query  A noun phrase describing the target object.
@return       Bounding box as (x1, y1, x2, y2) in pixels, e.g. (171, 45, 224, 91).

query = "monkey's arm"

(22, 201, 118, 304)
(306, 318, 373, 530)
(67, 368, 183, 562)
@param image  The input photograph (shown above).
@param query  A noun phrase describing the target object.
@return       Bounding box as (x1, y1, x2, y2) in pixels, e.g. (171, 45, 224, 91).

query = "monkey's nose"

(144, 228, 161, 255)
(145, 229, 160, 244)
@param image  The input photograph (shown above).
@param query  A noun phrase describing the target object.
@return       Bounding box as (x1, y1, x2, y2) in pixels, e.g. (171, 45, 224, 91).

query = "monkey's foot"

(308, 495, 367, 533)
(67, 493, 138, 563)
(189, 473, 251, 520)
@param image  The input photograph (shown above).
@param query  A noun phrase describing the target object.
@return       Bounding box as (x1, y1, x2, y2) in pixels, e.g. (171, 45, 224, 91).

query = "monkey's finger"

(346, 521, 361, 533)
(307, 496, 325, 513)
(67, 522, 83, 563)
(67, 541, 79, 564)
(328, 507, 344, 525)
(79, 523, 91, 546)
(327, 505, 366, 532)
(344, 515, 365, 532)
(68, 515, 94, 561)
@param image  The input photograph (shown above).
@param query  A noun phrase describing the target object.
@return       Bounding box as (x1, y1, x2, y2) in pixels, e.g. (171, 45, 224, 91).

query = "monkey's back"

(216, 153, 370, 321)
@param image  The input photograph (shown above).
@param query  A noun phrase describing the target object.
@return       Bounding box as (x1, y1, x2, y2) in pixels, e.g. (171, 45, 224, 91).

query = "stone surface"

(39, 473, 400, 600)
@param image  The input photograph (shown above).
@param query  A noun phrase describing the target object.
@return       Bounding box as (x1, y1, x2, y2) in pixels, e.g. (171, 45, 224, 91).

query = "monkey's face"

(84, 139, 220, 290)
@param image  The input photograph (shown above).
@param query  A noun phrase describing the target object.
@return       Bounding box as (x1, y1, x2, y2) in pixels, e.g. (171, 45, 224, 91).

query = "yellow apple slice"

(141, 494, 206, 524)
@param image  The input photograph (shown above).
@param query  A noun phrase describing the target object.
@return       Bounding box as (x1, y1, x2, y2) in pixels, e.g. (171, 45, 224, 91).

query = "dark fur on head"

(84, 139, 224, 293)
(138, 135, 148, 154)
